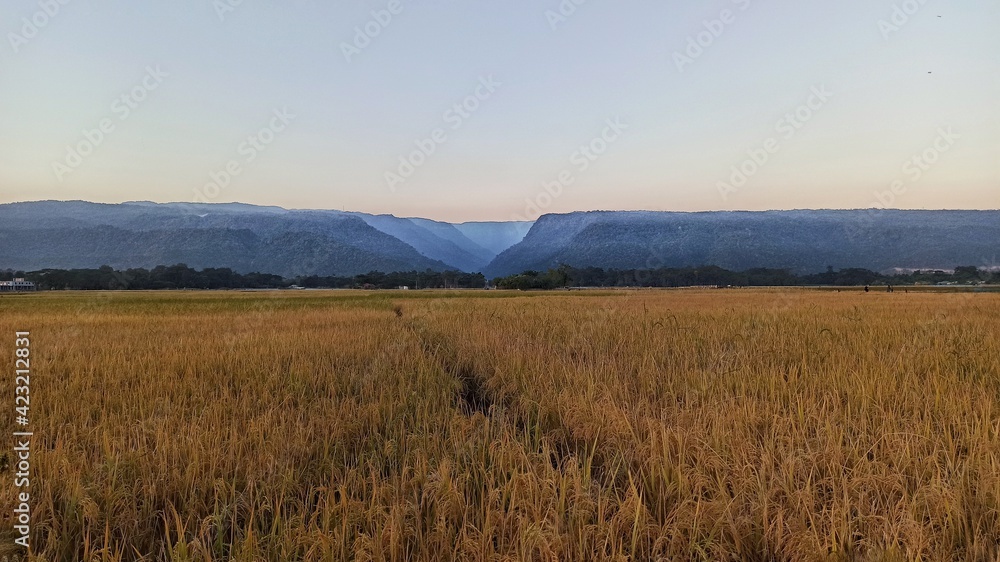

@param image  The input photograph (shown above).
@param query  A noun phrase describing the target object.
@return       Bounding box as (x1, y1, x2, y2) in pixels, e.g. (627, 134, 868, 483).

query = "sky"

(0, 0, 997, 222)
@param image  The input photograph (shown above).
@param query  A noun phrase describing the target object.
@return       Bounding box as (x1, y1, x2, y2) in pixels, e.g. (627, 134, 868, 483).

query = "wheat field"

(1, 288, 999, 561)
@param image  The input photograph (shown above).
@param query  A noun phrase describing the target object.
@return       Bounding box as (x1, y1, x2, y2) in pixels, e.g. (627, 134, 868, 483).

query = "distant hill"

(483, 210, 1000, 278)
(348, 213, 495, 273)
(343, 214, 534, 272)
(0, 201, 532, 276)
(1, 203, 995, 278)
(453, 221, 535, 256)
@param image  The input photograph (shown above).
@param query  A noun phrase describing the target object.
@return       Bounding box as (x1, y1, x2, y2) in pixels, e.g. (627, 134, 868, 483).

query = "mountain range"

(483, 209, 1000, 278)
(0, 201, 997, 278)
(0, 201, 531, 277)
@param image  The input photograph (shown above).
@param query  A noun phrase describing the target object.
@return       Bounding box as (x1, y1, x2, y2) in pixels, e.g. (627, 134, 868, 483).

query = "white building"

(0, 278, 36, 292)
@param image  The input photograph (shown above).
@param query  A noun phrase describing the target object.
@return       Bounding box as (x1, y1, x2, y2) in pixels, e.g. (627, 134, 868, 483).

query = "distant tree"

(953, 266, 980, 282)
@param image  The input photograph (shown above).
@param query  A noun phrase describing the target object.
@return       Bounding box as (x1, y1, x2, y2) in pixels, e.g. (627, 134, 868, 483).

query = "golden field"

(1, 288, 999, 561)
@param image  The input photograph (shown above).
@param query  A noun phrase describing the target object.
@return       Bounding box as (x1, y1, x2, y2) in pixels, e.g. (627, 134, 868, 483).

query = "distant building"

(0, 278, 36, 292)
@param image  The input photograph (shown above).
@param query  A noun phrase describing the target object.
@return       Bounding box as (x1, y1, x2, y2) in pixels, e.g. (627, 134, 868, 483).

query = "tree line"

(1, 263, 995, 291)
(492, 265, 1000, 290)
(1, 265, 486, 291)
(297, 270, 487, 290)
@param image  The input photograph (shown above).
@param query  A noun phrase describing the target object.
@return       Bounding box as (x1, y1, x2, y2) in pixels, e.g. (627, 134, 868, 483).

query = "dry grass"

(1, 288, 999, 561)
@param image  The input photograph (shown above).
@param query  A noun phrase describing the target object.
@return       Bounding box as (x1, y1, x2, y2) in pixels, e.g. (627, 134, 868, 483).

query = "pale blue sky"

(1, 0, 997, 221)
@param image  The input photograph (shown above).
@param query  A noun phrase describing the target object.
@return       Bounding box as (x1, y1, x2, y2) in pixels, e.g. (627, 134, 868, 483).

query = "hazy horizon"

(4, 198, 1000, 226)
(1, 1, 997, 222)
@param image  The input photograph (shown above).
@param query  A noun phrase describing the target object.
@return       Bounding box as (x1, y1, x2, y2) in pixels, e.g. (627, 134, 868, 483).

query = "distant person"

(864, 285, 870, 293)
(887, 284, 893, 293)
